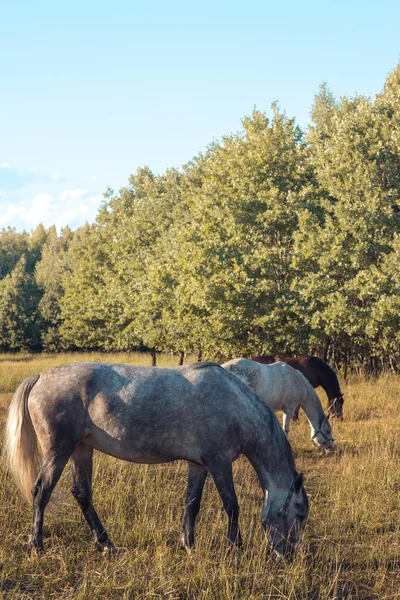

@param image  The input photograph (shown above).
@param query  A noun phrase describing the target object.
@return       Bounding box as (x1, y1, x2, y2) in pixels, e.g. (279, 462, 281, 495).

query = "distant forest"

(2, 65, 400, 371)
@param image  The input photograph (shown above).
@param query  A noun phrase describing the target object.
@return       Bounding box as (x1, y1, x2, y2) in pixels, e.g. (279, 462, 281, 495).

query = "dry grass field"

(0, 352, 400, 599)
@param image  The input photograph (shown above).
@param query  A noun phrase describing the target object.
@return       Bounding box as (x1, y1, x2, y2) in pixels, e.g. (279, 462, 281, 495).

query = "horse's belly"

(255, 389, 282, 411)
(266, 398, 283, 411)
(84, 422, 199, 465)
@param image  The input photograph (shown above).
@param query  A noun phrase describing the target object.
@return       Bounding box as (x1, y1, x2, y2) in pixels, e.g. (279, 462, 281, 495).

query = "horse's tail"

(3, 374, 41, 503)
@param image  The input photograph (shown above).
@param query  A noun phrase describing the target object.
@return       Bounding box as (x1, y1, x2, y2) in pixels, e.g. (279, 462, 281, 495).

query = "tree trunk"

(322, 336, 330, 363)
(150, 348, 156, 366)
(343, 349, 348, 382)
(179, 351, 184, 366)
(197, 349, 203, 362)
(332, 344, 338, 371)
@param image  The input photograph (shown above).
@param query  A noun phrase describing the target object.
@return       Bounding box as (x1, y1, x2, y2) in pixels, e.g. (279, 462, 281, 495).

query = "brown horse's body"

(252, 355, 344, 419)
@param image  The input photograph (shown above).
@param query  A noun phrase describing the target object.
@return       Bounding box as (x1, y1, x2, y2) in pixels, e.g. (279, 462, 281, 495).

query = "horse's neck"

(245, 420, 295, 496)
(319, 369, 341, 400)
(250, 454, 294, 510)
(300, 387, 326, 430)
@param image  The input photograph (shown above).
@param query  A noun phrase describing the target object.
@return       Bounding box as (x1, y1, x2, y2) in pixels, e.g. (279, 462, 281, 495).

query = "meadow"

(0, 352, 399, 599)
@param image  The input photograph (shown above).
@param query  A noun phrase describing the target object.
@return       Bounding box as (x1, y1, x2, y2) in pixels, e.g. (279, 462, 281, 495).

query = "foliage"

(292, 67, 400, 366)
(35, 225, 73, 350)
(3, 63, 400, 368)
(0, 255, 42, 351)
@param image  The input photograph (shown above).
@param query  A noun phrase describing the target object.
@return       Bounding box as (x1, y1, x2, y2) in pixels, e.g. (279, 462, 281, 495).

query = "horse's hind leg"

(70, 443, 116, 555)
(207, 458, 242, 547)
(181, 462, 208, 551)
(31, 451, 72, 554)
(292, 405, 300, 422)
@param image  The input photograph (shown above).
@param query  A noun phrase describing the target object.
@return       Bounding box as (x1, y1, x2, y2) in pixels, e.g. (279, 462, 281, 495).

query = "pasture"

(0, 353, 400, 599)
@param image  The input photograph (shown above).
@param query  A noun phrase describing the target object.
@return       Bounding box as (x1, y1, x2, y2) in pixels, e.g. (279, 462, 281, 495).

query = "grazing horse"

(222, 359, 335, 451)
(252, 355, 344, 420)
(3, 362, 308, 558)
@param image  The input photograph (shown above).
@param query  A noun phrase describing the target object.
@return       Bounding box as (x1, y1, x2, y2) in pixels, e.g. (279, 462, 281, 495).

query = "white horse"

(222, 359, 335, 451)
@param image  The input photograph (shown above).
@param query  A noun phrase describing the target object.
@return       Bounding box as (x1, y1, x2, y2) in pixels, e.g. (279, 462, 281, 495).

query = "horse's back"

(252, 355, 276, 365)
(259, 362, 310, 401)
(28, 361, 236, 422)
(222, 359, 298, 409)
(27, 361, 274, 465)
(252, 355, 320, 387)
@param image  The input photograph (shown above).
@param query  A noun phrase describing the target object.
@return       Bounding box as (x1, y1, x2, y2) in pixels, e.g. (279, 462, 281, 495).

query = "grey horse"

(3, 361, 309, 557)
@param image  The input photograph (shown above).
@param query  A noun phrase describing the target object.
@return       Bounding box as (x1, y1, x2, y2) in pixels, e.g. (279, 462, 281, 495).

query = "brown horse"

(252, 356, 344, 420)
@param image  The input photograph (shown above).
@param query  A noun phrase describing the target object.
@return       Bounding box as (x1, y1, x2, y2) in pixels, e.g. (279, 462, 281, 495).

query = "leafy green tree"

(35, 225, 73, 350)
(168, 107, 311, 359)
(293, 66, 400, 365)
(4, 62, 400, 369)
(0, 255, 42, 351)
(60, 223, 119, 350)
(0, 228, 29, 278)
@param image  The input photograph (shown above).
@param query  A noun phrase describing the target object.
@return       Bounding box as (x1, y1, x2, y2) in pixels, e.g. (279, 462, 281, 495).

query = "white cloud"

(22, 194, 54, 226)
(59, 189, 87, 201)
(0, 203, 20, 226)
(0, 189, 102, 231)
(0, 159, 104, 231)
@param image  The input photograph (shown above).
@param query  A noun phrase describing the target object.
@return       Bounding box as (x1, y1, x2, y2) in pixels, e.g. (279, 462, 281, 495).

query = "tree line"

(2, 64, 400, 371)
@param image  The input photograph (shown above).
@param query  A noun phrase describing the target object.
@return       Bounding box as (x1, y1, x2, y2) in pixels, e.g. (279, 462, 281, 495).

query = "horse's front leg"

(181, 462, 208, 551)
(282, 408, 293, 436)
(207, 457, 242, 548)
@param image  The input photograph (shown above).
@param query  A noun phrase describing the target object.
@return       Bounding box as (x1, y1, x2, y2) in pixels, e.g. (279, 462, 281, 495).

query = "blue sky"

(1, 0, 399, 231)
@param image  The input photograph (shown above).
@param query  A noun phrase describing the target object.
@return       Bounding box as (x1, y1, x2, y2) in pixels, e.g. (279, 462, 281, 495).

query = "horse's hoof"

(30, 545, 44, 559)
(180, 544, 194, 554)
(102, 545, 118, 558)
(180, 534, 194, 553)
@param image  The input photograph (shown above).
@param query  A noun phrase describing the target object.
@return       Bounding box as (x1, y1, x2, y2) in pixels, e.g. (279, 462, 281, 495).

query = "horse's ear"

(294, 473, 304, 493)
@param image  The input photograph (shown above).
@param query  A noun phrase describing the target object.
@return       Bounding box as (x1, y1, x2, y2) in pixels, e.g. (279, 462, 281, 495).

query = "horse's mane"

(268, 405, 296, 470)
(190, 361, 223, 370)
(308, 356, 333, 371)
(308, 356, 342, 394)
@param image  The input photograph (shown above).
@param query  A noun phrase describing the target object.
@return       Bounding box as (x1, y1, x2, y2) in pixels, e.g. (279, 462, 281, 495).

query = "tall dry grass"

(0, 354, 399, 599)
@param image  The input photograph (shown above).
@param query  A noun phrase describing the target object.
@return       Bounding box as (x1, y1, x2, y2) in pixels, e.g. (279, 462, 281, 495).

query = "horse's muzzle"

(324, 439, 335, 453)
(271, 541, 296, 560)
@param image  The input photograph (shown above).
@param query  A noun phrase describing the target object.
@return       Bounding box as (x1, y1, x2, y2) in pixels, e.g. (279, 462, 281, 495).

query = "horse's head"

(311, 416, 335, 452)
(261, 473, 309, 558)
(328, 394, 344, 420)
